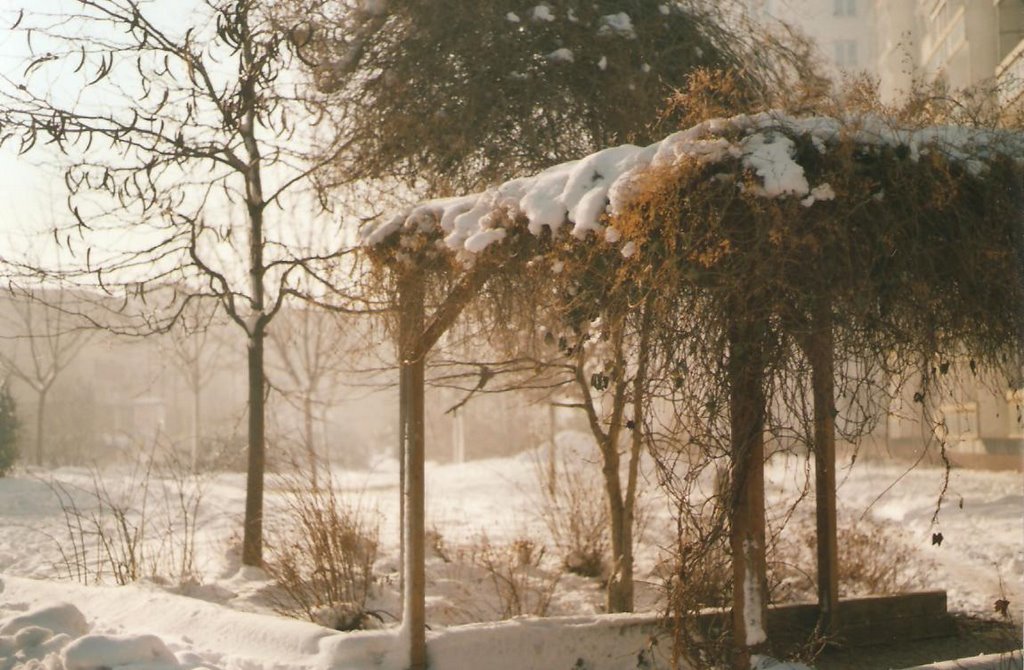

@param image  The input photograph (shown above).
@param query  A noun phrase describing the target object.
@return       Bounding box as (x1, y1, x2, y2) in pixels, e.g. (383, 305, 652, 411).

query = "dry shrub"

(427, 523, 452, 563)
(472, 532, 560, 620)
(264, 468, 381, 631)
(153, 454, 204, 584)
(835, 522, 917, 596)
(45, 448, 204, 586)
(532, 442, 609, 579)
(768, 515, 918, 603)
(659, 493, 920, 667)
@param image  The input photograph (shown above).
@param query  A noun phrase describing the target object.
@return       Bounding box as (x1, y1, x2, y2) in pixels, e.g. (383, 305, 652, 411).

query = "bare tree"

(1, 0, 348, 565)
(159, 297, 232, 472)
(267, 301, 350, 488)
(0, 288, 91, 467)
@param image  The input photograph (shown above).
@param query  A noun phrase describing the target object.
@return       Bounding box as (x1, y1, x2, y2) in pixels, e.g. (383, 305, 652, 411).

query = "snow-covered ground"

(1, 431, 1020, 670)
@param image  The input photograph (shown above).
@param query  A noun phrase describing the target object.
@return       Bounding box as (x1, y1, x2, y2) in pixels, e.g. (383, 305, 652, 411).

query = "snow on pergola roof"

(360, 111, 1023, 261)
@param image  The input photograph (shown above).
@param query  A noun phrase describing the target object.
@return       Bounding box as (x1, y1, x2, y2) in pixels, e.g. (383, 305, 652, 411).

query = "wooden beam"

(418, 262, 493, 356)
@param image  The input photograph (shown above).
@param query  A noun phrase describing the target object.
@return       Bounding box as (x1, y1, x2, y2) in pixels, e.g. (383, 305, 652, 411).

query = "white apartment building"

(753, 1, 1024, 104)
(874, 1, 1024, 468)
(873, 0, 1024, 104)
(749, 0, 878, 80)
(994, 0, 1024, 106)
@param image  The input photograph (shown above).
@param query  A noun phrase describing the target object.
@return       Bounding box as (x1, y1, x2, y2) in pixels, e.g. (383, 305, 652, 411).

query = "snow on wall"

(0, 577, 669, 670)
(360, 112, 1024, 260)
(897, 650, 1023, 670)
(751, 655, 815, 670)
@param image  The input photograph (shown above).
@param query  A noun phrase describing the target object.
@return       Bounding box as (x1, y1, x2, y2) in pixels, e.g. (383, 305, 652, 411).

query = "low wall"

(765, 591, 956, 648)
(425, 591, 954, 669)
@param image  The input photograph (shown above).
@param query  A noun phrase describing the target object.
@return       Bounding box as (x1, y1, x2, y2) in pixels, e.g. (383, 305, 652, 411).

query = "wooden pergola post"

(727, 319, 769, 670)
(398, 274, 427, 670)
(393, 263, 493, 670)
(809, 305, 839, 635)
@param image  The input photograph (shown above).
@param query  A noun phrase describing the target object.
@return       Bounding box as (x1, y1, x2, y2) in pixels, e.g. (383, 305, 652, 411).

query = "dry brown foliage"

(264, 467, 381, 631)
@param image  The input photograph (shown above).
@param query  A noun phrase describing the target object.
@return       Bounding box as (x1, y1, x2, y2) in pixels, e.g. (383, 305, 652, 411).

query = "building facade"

(751, 0, 1024, 104)
(874, 1, 1024, 468)
(749, 0, 879, 80)
(874, 0, 1024, 103)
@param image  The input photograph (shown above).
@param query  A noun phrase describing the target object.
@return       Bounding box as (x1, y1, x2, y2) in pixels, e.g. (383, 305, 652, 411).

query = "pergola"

(360, 111, 1024, 670)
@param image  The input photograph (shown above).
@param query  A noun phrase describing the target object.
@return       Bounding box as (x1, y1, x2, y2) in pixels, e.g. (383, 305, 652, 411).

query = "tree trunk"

(35, 387, 48, 467)
(809, 306, 839, 634)
(728, 320, 769, 670)
(399, 277, 427, 670)
(547, 402, 557, 496)
(242, 329, 266, 567)
(604, 436, 629, 613)
(239, 10, 268, 568)
(304, 393, 318, 490)
(612, 513, 635, 613)
(601, 317, 632, 614)
(398, 353, 407, 596)
(616, 297, 653, 615)
(191, 355, 201, 474)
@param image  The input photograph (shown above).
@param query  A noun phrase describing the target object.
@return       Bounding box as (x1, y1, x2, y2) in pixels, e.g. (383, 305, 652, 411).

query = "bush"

(194, 433, 248, 473)
(768, 516, 919, 604)
(264, 467, 381, 631)
(0, 383, 18, 476)
(835, 522, 918, 596)
(532, 439, 609, 579)
(471, 533, 560, 620)
(46, 449, 205, 585)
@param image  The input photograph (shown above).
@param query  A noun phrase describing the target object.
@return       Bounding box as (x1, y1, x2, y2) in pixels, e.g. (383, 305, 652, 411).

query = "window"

(938, 404, 978, 442)
(834, 39, 859, 67)
(924, 8, 965, 73)
(929, 0, 949, 27)
(834, 0, 856, 17)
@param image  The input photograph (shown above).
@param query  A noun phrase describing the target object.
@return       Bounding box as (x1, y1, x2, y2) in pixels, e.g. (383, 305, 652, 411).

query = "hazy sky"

(0, 0, 203, 259)
(0, 23, 57, 250)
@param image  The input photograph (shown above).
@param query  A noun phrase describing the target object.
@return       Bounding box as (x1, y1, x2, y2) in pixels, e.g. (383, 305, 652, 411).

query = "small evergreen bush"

(0, 383, 19, 476)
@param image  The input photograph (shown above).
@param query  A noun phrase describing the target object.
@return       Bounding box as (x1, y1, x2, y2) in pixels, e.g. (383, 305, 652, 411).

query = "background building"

(749, 0, 879, 80)
(751, 0, 1024, 105)
(874, 0, 1024, 103)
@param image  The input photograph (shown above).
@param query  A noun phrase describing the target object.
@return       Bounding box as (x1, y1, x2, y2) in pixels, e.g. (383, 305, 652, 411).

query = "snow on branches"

(361, 111, 1024, 263)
